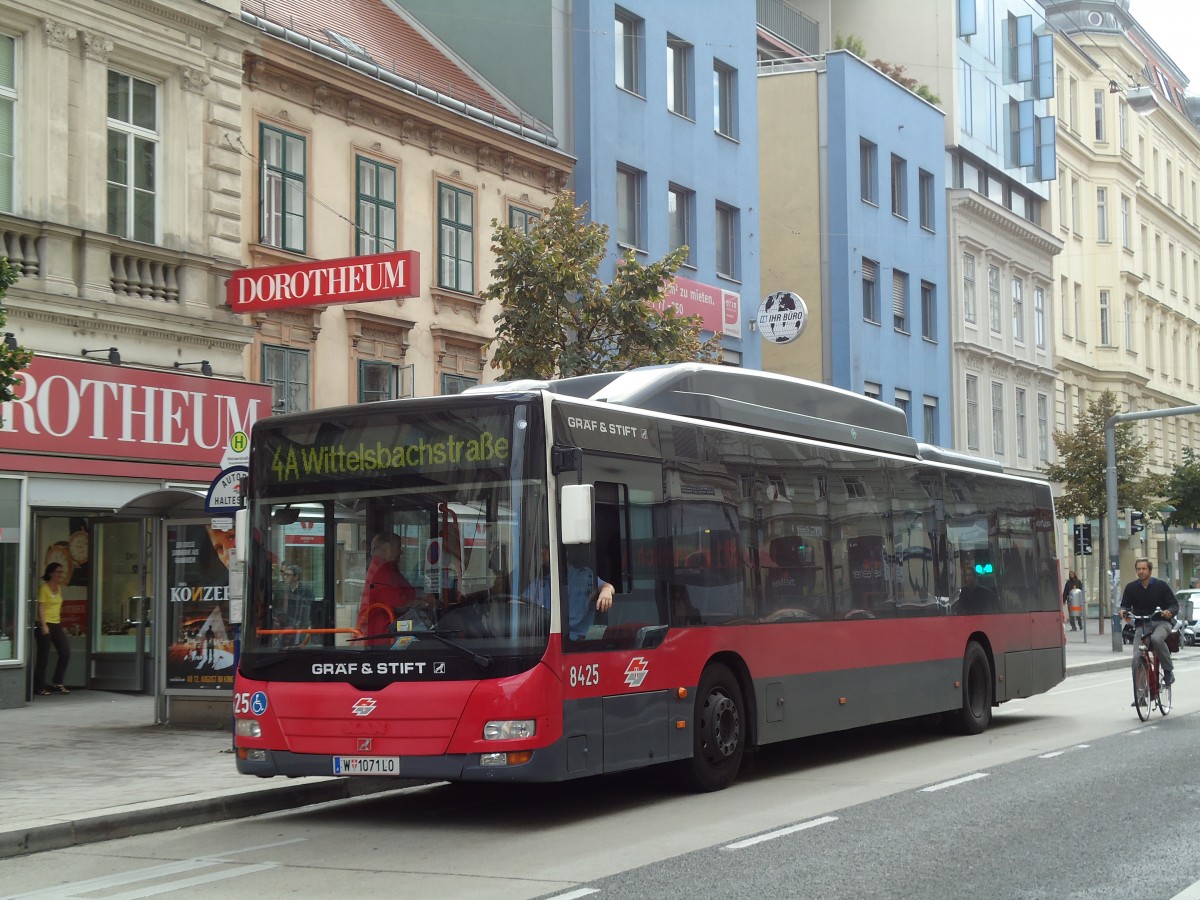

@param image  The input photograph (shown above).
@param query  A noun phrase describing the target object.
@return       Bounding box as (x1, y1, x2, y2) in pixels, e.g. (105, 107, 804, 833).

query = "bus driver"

(522, 545, 615, 640)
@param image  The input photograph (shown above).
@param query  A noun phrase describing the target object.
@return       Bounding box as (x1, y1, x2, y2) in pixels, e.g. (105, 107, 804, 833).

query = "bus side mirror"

(560, 484, 594, 545)
(234, 507, 248, 566)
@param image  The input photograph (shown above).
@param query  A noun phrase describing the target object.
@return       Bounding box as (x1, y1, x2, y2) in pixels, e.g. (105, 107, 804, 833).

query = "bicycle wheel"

(1133, 657, 1151, 721)
(1158, 670, 1173, 716)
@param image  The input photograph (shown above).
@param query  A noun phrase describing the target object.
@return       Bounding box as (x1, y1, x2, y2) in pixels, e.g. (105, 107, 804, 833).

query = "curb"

(0, 776, 420, 860)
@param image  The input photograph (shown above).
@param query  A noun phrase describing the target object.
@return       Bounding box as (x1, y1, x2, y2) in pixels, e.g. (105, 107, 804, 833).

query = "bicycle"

(1124, 609, 1176, 721)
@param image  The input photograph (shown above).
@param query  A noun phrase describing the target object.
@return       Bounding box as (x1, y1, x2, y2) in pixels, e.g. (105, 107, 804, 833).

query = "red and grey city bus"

(233, 364, 1064, 790)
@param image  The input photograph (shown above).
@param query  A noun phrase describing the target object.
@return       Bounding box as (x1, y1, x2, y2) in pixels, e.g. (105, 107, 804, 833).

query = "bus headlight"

(235, 719, 262, 738)
(483, 719, 536, 740)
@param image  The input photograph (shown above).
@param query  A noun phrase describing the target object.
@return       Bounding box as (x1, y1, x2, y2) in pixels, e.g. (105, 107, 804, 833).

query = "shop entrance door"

(88, 518, 154, 692)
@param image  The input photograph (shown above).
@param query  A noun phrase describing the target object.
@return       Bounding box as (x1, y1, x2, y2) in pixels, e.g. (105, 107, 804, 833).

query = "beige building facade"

(236, 3, 572, 409)
(1047, 1, 1200, 594)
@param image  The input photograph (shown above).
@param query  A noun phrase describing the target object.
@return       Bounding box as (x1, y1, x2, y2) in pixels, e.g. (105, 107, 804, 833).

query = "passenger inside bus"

(524, 546, 614, 640)
(276, 563, 315, 646)
(955, 556, 998, 614)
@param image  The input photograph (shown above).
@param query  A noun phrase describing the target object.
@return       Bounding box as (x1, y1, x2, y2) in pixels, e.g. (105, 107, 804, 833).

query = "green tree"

(0, 258, 33, 418)
(1043, 390, 1161, 630)
(1043, 390, 1161, 521)
(1164, 447, 1200, 529)
(483, 192, 722, 380)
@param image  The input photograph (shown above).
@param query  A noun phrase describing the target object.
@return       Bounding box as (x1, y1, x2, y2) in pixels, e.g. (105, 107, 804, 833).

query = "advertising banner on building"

(166, 522, 235, 690)
(0, 357, 272, 481)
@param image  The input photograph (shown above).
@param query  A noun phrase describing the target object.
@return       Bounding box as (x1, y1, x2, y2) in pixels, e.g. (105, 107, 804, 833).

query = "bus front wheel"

(950, 642, 993, 735)
(682, 663, 745, 792)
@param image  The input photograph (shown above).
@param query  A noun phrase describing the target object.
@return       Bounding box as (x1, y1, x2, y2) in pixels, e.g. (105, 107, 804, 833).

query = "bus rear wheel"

(682, 663, 745, 792)
(950, 642, 993, 735)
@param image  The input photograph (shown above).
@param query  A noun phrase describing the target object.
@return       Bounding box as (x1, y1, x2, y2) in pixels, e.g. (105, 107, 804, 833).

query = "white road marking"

(1038, 751, 1065, 758)
(1172, 879, 1200, 900)
(543, 890, 600, 900)
(724, 815, 838, 849)
(102, 863, 277, 900)
(920, 772, 989, 792)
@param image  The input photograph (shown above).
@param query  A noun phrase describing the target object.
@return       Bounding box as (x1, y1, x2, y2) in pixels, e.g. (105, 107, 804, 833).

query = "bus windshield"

(239, 400, 549, 677)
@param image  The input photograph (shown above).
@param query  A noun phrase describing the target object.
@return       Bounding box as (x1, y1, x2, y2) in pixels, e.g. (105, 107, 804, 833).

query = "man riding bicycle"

(1120, 557, 1179, 685)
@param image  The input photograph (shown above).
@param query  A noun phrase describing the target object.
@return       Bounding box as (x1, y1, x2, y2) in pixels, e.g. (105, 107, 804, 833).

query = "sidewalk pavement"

(0, 629, 1137, 860)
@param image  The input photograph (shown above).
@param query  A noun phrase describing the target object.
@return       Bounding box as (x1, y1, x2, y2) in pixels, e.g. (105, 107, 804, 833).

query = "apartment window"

(923, 397, 939, 444)
(960, 59, 973, 135)
(1094, 89, 1106, 142)
(1015, 387, 1028, 458)
(919, 169, 935, 230)
(963, 253, 977, 324)
(1118, 99, 1129, 151)
(1037, 393, 1049, 462)
(894, 389, 911, 431)
(862, 258, 879, 322)
(437, 182, 474, 293)
(1120, 194, 1131, 249)
(1068, 76, 1078, 131)
(988, 265, 1001, 334)
(892, 269, 908, 331)
(260, 123, 305, 253)
(1080, 282, 1089, 338)
(921, 281, 936, 340)
(713, 60, 736, 138)
(358, 360, 398, 403)
(1170, 242, 1177, 292)
(715, 202, 739, 279)
(891, 154, 908, 218)
(957, 0, 977, 36)
(107, 70, 158, 244)
(987, 80, 999, 151)
(965, 374, 980, 451)
(355, 157, 396, 255)
(667, 36, 692, 117)
(1034, 286, 1045, 349)
(1099, 289, 1111, 345)
(668, 184, 694, 263)
(1095, 187, 1108, 242)
(1011, 277, 1024, 342)
(615, 9, 643, 94)
(0, 34, 13, 213)
(860, 139, 878, 205)
(509, 205, 541, 234)
(1070, 177, 1080, 234)
(991, 381, 1005, 455)
(864, 381, 881, 401)
(263, 345, 310, 414)
(616, 166, 644, 249)
(1124, 295, 1134, 350)
(442, 373, 479, 395)
(1007, 14, 1033, 83)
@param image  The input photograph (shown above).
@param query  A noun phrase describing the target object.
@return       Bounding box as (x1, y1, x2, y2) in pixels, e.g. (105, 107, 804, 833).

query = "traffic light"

(1129, 509, 1146, 534)
(1073, 523, 1093, 555)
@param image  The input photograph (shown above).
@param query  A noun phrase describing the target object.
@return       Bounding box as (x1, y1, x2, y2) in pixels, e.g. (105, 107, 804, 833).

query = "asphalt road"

(5, 664, 1200, 900)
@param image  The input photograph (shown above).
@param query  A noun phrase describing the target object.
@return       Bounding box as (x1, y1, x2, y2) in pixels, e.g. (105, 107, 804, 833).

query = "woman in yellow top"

(35, 562, 70, 696)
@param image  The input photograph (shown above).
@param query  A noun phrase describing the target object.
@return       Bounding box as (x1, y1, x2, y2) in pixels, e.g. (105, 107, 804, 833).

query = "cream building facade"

(236, 2, 572, 409)
(1047, 0, 1200, 594)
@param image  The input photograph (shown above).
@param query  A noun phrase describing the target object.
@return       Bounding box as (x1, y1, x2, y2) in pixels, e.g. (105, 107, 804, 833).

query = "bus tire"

(682, 663, 745, 792)
(951, 642, 993, 735)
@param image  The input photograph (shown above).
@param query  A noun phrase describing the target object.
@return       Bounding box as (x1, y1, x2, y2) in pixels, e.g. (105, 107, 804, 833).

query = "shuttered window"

(892, 269, 908, 331)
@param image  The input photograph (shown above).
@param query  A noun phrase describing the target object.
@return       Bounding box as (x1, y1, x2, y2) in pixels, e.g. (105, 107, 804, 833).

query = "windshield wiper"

(352, 630, 493, 669)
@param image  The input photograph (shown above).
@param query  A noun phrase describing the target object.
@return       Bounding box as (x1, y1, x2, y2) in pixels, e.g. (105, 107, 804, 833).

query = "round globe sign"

(756, 291, 808, 344)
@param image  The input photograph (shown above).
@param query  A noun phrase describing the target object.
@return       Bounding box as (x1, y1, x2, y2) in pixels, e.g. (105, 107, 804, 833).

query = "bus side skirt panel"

(753, 659, 962, 743)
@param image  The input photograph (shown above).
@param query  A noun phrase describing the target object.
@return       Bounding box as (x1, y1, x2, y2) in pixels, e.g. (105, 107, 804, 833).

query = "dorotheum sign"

(225, 250, 420, 312)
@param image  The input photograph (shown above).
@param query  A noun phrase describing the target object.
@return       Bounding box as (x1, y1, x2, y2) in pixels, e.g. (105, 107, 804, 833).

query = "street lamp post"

(1159, 505, 1177, 588)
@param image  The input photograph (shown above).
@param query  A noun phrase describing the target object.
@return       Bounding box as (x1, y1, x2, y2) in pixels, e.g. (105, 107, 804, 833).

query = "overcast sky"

(1128, 0, 1200, 94)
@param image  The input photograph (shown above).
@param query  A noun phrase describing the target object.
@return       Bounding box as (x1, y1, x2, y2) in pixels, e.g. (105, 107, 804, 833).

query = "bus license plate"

(333, 756, 400, 775)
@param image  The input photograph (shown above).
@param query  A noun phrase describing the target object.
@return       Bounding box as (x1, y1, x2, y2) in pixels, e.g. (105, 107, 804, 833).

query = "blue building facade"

(824, 52, 951, 443)
(400, 0, 762, 368)
(571, 1, 762, 368)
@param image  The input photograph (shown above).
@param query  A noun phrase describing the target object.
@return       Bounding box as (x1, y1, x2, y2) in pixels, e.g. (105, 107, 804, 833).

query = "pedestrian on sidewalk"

(34, 562, 70, 696)
(1063, 570, 1083, 631)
